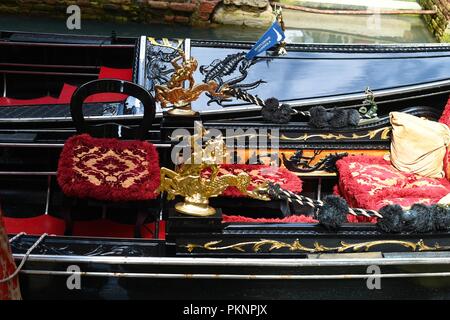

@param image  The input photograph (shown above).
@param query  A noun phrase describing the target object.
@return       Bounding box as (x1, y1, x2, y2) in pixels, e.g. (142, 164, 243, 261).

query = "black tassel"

(317, 196, 349, 231)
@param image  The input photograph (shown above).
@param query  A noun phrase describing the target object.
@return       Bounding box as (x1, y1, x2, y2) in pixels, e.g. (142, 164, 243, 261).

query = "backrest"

(438, 96, 450, 179)
(70, 79, 156, 140)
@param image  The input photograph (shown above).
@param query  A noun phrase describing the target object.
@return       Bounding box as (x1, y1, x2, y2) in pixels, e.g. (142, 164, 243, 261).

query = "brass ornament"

(158, 125, 270, 216)
(184, 238, 449, 253)
(155, 51, 230, 116)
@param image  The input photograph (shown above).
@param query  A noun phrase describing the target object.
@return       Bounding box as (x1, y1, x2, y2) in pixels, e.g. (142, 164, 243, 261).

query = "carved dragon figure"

(158, 129, 269, 216)
(154, 53, 230, 113)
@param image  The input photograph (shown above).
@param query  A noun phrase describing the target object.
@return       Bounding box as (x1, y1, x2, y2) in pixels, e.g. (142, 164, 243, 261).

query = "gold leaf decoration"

(183, 238, 450, 254)
(280, 127, 391, 142)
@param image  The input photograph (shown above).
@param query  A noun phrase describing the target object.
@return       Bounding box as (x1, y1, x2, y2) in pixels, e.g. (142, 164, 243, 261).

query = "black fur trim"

(377, 205, 404, 233)
(317, 195, 349, 231)
(329, 109, 349, 128)
(264, 97, 279, 109)
(309, 106, 330, 128)
(262, 103, 292, 124)
(432, 205, 450, 231)
(403, 204, 434, 233)
(347, 109, 361, 126)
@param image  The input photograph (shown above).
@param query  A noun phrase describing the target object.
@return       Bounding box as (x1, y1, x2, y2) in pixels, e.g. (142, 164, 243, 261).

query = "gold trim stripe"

(184, 239, 448, 253)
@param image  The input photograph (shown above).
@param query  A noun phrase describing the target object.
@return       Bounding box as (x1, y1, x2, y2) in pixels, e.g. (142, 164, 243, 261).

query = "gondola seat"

(57, 66, 133, 104)
(4, 215, 65, 236)
(0, 95, 59, 106)
(57, 79, 160, 238)
(335, 155, 450, 210)
(335, 97, 450, 211)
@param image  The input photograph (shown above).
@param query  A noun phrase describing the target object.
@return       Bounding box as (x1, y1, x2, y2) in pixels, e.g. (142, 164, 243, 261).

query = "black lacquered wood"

(70, 79, 156, 139)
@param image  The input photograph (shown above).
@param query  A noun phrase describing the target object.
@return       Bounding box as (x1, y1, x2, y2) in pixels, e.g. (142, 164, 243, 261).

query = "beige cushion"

(438, 193, 450, 205)
(390, 111, 450, 178)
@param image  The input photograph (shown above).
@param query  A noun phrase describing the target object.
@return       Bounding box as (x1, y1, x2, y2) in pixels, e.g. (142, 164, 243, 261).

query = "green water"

(0, 12, 435, 43)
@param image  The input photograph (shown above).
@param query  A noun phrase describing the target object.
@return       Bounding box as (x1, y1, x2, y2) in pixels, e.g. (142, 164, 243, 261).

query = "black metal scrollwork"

(282, 150, 348, 173)
(199, 52, 266, 106)
(145, 43, 180, 91)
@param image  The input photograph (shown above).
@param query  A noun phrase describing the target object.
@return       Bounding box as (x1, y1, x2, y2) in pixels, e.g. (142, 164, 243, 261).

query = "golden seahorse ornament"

(155, 51, 230, 116)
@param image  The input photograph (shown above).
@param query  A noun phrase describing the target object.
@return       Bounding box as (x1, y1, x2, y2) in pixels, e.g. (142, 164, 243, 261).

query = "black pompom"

(347, 109, 361, 126)
(309, 106, 360, 128)
(318, 195, 349, 231)
(329, 109, 349, 128)
(431, 205, 450, 231)
(309, 106, 330, 128)
(404, 204, 434, 233)
(377, 205, 404, 233)
(264, 97, 279, 110)
(262, 102, 293, 124)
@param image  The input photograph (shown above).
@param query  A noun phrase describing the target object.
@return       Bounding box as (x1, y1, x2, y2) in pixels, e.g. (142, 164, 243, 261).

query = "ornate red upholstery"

(335, 96, 450, 211)
(202, 164, 302, 197)
(223, 214, 316, 223)
(0, 214, 21, 300)
(439, 97, 450, 179)
(336, 155, 450, 210)
(57, 134, 160, 202)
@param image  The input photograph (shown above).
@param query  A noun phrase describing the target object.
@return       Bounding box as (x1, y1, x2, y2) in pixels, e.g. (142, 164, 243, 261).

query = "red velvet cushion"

(57, 83, 78, 104)
(98, 66, 132, 81)
(0, 214, 21, 300)
(439, 96, 450, 179)
(336, 155, 450, 210)
(0, 96, 59, 106)
(202, 164, 302, 197)
(4, 215, 65, 236)
(89, 67, 132, 102)
(58, 82, 128, 104)
(72, 219, 155, 238)
(57, 134, 160, 201)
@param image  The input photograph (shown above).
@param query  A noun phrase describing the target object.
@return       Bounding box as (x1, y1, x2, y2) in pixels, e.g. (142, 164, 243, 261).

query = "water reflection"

(283, 10, 436, 43)
(0, 11, 435, 43)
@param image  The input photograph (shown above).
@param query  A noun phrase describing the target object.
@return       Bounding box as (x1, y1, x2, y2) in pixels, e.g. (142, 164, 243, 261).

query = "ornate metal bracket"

(282, 150, 348, 173)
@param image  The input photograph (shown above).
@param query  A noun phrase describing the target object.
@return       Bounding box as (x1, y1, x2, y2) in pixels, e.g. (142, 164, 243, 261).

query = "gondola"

(2, 30, 450, 300)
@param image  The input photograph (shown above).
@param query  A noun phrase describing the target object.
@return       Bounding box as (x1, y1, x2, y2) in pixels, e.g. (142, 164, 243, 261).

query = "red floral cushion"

(202, 164, 302, 197)
(57, 134, 160, 201)
(439, 95, 450, 179)
(223, 214, 316, 223)
(0, 214, 21, 300)
(336, 155, 450, 210)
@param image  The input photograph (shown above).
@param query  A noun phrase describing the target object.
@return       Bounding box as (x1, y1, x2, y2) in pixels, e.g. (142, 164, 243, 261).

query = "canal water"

(0, 10, 435, 43)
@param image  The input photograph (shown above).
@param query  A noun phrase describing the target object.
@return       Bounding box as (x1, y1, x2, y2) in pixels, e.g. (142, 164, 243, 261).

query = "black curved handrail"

(70, 79, 156, 140)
